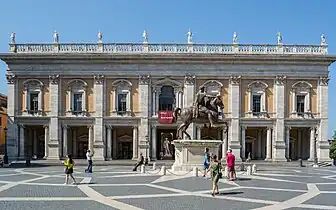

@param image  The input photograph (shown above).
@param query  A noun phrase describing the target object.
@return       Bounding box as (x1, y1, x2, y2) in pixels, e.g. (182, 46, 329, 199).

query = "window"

(252, 95, 261, 114)
(73, 93, 83, 115)
(296, 95, 305, 114)
(247, 81, 268, 118)
(23, 79, 43, 116)
(67, 79, 87, 117)
(200, 80, 223, 97)
(159, 86, 175, 111)
(291, 81, 312, 118)
(112, 80, 132, 116)
(117, 93, 127, 113)
(29, 92, 39, 114)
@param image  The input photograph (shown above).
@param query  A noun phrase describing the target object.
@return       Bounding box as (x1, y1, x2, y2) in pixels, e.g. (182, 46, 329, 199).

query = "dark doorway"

(157, 128, 176, 160)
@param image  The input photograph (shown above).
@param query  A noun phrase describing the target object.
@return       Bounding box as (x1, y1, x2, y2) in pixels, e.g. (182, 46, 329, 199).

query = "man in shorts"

(226, 149, 236, 181)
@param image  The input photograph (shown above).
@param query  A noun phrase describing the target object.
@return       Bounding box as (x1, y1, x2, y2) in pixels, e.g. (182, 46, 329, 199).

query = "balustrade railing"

(9, 43, 328, 55)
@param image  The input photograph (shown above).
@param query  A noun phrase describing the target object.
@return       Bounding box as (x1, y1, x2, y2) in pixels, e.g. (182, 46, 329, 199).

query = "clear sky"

(0, 0, 335, 136)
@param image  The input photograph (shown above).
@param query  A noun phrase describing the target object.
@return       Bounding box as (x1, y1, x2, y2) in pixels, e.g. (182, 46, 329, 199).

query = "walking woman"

(203, 148, 211, 177)
(208, 155, 221, 197)
(63, 154, 77, 185)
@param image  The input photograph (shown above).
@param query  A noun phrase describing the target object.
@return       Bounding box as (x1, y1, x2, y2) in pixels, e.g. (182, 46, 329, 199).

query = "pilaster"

(184, 75, 196, 139)
(317, 76, 330, 161)
(132, 126, 138, 160)
(93, 75, 105, 160)
(265, 126, 272, 161)
(62, 125, 68, 157)
(151, 125, 157, 160)
(48, 75, 60, 159)
(273, 76, 287, 161)
(138, 75, 151, 155)
(228, 76, 241, 161)
(106, 125, 112, 160)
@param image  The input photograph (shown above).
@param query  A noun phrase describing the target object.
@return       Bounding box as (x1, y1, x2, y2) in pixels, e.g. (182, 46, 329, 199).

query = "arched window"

(112, 79, 132, 116)
(291, 81, 312, 118)
(67, 79, 87, 116)
(23, 79, 44, 116)
(159, 86, 175, 111)
(247, 81, 268, 118)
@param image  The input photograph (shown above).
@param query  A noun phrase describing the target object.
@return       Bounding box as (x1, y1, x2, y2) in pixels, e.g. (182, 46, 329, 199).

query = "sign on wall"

(158, 111, 174, 124)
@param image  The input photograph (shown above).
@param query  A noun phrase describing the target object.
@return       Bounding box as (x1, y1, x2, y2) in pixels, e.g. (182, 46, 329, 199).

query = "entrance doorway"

(157, 128, 176, 160)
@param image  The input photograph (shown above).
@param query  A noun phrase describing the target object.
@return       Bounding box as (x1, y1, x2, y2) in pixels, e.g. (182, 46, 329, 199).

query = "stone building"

(0, 31, 335, 162)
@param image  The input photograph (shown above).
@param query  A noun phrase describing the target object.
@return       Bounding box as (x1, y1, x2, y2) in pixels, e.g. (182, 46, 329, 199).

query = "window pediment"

(200, 80, 223, 95)
(248, 81, 268, 91)
(112, 79, 132, 91)
(118, 135, 132, 142)
(23, 79, 44, 90)
(291, 81, 312, 92)
(154, 78, 182, 87)
(67, 79, 87, 91)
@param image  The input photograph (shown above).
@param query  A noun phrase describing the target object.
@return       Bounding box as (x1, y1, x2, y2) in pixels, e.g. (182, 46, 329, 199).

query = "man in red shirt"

(226, 149, 236, 181)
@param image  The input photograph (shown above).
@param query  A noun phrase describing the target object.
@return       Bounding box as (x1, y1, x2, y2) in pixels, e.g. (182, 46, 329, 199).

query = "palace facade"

(1, 32, 335, 162)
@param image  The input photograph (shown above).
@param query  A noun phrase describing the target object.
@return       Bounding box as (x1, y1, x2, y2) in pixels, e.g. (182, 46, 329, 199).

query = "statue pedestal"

(172, 139, 222, 172)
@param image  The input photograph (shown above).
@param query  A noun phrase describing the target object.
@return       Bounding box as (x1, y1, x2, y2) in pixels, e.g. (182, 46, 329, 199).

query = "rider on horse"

(194, 87, 216, 119)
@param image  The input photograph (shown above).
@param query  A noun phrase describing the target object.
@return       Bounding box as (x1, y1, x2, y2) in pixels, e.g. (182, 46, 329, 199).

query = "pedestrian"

(133, 153, 144, 171)
(226, 149, 236, 181)
(85, 149, 93, 173)
(203, 148, 211, 177)
(62, 154, 77, 185)
(207, 154, 221, 197)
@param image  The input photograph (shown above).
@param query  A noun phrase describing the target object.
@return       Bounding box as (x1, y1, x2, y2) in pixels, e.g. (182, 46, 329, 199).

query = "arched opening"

(159, 86, 175, 111)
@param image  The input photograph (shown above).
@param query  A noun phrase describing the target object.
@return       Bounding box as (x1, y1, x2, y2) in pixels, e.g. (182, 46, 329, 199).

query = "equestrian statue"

(173, 87, 228, 140)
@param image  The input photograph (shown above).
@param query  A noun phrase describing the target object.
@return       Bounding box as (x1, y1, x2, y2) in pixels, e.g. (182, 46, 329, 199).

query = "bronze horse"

(173, 95, 228, 140)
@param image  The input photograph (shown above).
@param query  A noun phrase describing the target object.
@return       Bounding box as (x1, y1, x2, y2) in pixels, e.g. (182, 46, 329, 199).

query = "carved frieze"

(184, 74, 196, 85)
(319, 76, 329, 86)
(49, 74, 59, 85)
(139, 75, 151, 85)
(275, 76, 286, 85)
(229, 76, 241, 85)
(94, 75, 105, 84)
(6, 74, 16, 84)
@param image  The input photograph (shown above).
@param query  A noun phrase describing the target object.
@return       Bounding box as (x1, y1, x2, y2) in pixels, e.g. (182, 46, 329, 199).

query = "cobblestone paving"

(0, 165, 335, 210)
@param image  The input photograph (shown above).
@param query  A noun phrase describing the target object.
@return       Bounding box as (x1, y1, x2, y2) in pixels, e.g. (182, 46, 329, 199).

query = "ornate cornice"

(49, 74, 59, 85)
(184, 74, 196, 85)
(139, 75, 151, 85)
(229, 76, 241, 85)
(6, 73, 16, 84)
(318, 76, 329, 86)
(275, 75, 286, 85)
(94, 74, 105, 84)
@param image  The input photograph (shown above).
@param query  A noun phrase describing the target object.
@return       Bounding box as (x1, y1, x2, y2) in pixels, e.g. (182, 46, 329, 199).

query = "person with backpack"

(208, 154, 221, 197)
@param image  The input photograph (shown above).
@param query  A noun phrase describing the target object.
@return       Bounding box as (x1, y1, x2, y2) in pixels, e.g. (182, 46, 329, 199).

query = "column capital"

(275, 75, 286, 85)
(286, 126, 291, 130)
(94, 74, 105, 84)
(6, 73, 16, 84)
(62, 124, 68, 129)
(241, 126, 247, 130)
(139, 75, 151, 85)
(49, 74, 60, 85)
(310, 127, 317, 131)
(151, 125, 157, 129)
(87, 125, 94, 129)
(18, 124, 25, 129)
(132, 125, 138, 129)
(318, 76, 330, 86)
(106, 125, 112, 130)
(229, 76, 241, 85)
(266, 126, 273, 130)
(184, 74, 196, 85)
(43, 125, 49, 129)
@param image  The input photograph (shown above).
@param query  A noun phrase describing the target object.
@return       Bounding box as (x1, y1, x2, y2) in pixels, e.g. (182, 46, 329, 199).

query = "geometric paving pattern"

(0, 166, 335, 209)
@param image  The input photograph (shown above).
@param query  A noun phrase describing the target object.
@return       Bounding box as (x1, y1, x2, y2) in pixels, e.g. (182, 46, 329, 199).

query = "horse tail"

(173, 107, 181, 122)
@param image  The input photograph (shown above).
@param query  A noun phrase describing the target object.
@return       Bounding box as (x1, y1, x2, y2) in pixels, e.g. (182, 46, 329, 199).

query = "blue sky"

(0, 0, 335, 136)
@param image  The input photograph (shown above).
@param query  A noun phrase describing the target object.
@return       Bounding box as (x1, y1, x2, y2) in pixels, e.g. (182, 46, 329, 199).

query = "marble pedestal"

(172, 139, 222, 172)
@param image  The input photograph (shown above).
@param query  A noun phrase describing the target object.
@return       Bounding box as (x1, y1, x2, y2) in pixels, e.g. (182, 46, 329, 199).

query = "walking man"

(85, 149, 93, 173)
(133, 153, 144, 171)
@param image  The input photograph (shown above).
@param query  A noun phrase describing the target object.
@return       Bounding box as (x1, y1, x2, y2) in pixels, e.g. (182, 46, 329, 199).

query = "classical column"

(19, 125, 25, 159)
(221, 128, 228, 158)
(72, 128, 77, 158)
(155, 87, 161, 116)
(297, 129, 302, 159)
(228, 76, 241, 161)
(292, 91, 296, 113)
(248, 89, 252, 112)
(241, 126, 246, 160)
(62, 125, 68, 157)
(285, 127, 290, 160)
(196, 125, 202, 140)
(43, 125, 49, 159)
(257, 129, 262, 159)
(151, 125, 157, 160)
(309, 127, 315, 161)
(94, 75, 105, 160)
(178, 91, 183, 108)
(106, 125, 112, 160)
(273, 76, 287, 161)
(265, 127, 272, 161)
(152, 88, 157, 116)
(112, 128, 117, 159)
(33, 129, 38, 155)
(48, 75, 60, 159)
(88, 125, 94, 152)
(132, 126, 138, 159)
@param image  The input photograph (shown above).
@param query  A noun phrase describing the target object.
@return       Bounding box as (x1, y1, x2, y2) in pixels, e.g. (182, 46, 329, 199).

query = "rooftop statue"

(277, 32, 283, 44)
(186, 29, 193, 44)
(98, 31, 103, 43)
(142, 30, 148, 43)
(10, 32, 15, 44)
(321, 34, 326, 45)
(233, 32, 238, 44)
(53, 31, 59, 43)
(173, 86, 228, 140)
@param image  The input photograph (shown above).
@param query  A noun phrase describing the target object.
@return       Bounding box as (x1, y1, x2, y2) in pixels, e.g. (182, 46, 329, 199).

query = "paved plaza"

(0, 165, 335, 210)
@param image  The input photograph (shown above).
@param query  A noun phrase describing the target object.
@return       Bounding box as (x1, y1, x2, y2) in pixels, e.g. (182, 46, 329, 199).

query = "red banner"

(158, 111, 174, 124)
